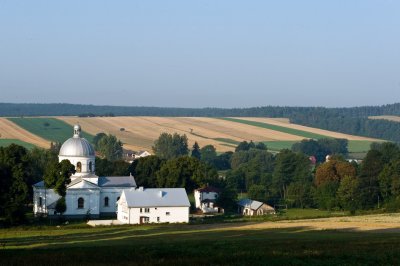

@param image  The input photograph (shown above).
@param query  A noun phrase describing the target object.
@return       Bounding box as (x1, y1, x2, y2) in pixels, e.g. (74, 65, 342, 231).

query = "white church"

(33, 125, 190, 223)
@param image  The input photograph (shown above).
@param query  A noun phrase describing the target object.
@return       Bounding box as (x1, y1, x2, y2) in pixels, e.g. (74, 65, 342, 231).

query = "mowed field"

(369, 115, 400, 122)
(0, 118, 50, 148)
(2, 213, 400, 265)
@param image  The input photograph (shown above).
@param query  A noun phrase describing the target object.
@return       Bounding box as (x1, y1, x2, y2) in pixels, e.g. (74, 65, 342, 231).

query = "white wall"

(118, 203, 189, 224)
(99, 188, 125, 213)
(194, 190, 218, 208)
(64, 189, 100, 216)
(59, 155, 95, 177)
(33, 188, 60, 215)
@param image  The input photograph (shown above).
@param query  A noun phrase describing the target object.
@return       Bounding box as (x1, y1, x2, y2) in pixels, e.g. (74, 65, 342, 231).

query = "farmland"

(369, 115, 400, 122)
(2, 213, 400, 265)
(8, 118, 94, 144)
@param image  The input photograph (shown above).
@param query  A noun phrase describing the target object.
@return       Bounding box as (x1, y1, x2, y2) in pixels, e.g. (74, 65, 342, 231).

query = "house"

(238, 198, 275, 216)
(117, 187, 190, 224)
(134, 150, 152, 160)
(33, 125, 137, 218)
(194, 186, 224, 214)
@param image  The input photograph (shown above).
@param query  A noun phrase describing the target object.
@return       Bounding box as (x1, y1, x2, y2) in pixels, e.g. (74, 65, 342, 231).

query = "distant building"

(238, 199, 275, 216)
(194, 186, 224, 214)
(134, 150, 152, 160)
(117, 188, 190, 224)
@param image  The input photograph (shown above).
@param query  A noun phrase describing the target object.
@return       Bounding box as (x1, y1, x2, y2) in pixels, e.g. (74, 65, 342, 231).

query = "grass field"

(2, 213, 400, 265)
(369, 115, 400, 122)
(0, 139, 36, 149)
(8, 118, 94, 143)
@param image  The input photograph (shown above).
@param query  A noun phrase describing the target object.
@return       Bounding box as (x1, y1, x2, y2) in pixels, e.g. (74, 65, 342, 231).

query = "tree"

(314, 159, 356, 186)
(55, 197, 67, 215)
(93, 132, 107, 150)
(153, 133, 189, 160)
(248, 184, 268, 202)
(97, 134, 123, 161)
(235, 141, 256, 152)
(95, 158, 131, 176)
(191, 142, 201, 160)
(216, 184, 238, 212)
(131, 155, 165, 187)
(337, 175, 360, 214)
(200, 145, 217, 165)
(44, 159, 76, 197)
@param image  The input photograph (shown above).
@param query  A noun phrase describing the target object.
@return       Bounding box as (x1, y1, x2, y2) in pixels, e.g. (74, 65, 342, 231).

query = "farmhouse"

(33, 125, 137, 218)
(194, 186, 224, 214)
(238, 199, 275, 216)
(117, 187, 190, 224)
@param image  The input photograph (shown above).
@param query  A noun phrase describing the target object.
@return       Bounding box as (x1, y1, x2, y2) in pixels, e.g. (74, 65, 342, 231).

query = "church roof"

(98, 175, 137, 187)
(59, 125, 95, 157)
(122, 188, 190, 208)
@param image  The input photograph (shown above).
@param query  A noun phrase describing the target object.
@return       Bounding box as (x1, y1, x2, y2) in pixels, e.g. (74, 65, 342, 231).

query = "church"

(33, 125, 137, 218)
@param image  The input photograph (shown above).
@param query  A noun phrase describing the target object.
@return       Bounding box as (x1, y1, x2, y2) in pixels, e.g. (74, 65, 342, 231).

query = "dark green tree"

(153, 133, 189, 160)
(131, 156, 165, 187)
(97, 134, 123, 161)
(200, 145, 217, 165)
(191, 142, 201, 160)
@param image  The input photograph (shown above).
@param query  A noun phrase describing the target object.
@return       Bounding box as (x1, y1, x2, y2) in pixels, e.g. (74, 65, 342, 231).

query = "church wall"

(59, 155, 95, 176)
(33, 188, 61, 215)
(64, 189, 100, 216)
(99, 188, 125, 214)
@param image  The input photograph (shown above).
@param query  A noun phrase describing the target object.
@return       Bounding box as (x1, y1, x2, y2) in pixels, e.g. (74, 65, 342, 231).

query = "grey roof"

(59, 137, 95, 157)
(238, 198, 264, 210)
(122, 188, 190, 207)
(33, 180, 45, 188)
(98, 175, 137, 187)
(47, 201, 57, 209)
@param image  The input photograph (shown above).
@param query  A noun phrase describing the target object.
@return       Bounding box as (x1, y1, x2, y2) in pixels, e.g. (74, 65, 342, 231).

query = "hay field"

(0, 118, 50, 148)
(59, 116, 305, 152)
(369, 115, 400, 122)
(237, 117, 379, 141)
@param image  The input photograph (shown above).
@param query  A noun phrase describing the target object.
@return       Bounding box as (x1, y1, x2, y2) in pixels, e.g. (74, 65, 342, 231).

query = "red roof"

(196, 186, 220, 193)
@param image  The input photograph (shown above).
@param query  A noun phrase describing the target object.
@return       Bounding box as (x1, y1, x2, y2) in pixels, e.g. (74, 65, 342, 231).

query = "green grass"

(263, 140, 299, 151)
(0, 139, 36, 149)
(8, 118, 94, 143)
(348, 140, 379, 153)
(2, 216, 400, 265)
(213, 138, 240, 145)
(219, 117, 328, 139)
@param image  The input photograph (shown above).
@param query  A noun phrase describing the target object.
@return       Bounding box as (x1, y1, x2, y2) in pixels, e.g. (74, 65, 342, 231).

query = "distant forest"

(1, 102, 400, 143)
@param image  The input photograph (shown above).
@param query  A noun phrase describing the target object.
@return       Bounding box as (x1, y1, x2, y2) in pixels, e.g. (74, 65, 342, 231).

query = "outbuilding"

(238, 198, 275, 216)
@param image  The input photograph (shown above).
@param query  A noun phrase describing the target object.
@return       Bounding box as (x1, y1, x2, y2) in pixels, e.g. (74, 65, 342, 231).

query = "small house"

(117, 187, 190, 224)
(194, 186, 224, 214)
(238, 198, 275, 216)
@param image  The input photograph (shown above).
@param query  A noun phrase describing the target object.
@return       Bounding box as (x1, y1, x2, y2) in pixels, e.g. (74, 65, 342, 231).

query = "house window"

(104, 197, 109, 207)
(166, 212, 170, 216)
(39, 197, 42, 206)
(76, 162, 82, 173)
(117, 196, 120, 203)
(140, 208, 142, 213)
(78, 197, 84, 209)
(89, 161, 93, 172)
(144, 208, 150, 213)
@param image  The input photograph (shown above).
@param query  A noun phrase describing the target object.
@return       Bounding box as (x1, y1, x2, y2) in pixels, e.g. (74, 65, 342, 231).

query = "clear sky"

(0, 0, 399, 108)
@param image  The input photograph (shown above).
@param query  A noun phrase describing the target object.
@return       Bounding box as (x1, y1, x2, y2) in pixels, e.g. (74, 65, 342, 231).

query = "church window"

(104, 197, 109, 207)
(78, 197, 84, 209)
(39, 197, 42, 206)
(144, 208, 150, 213)
(89, 162, 93, 172)
(157, 217, 160, 222)
(76, 162, 82, 173)
(166, 212, 170, 216)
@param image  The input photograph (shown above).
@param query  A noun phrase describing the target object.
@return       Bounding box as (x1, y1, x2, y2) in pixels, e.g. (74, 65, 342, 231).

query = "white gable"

(68, 179, 99, 189)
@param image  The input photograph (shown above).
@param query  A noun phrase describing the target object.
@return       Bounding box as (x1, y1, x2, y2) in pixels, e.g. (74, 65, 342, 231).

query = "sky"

(0, 0, 399, 108)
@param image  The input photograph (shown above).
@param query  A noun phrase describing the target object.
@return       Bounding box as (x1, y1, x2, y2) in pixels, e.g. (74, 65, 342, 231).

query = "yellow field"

(59, 116, 306, 152)
(0, 118, 50, 148)
(238, 117, 379, 141)
(369, 115, 400, 122)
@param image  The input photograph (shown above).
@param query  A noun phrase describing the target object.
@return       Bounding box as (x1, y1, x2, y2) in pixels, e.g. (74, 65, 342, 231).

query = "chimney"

(159, 191, 164, 197)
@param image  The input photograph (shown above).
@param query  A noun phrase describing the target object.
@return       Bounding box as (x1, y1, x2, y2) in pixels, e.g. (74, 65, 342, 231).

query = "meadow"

(0, 139, 36, 150)
(8, 118, 94, 144)
(2, 212, 400, 265)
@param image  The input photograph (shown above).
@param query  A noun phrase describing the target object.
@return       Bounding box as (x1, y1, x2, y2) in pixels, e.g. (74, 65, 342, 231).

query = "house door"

(140, 216, 149, 224)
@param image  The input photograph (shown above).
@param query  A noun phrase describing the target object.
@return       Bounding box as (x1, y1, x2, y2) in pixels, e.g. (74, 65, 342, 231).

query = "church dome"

(59, 125, 95, 157)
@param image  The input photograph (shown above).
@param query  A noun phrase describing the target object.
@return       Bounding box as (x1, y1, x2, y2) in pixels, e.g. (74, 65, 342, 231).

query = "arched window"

(89, 161, 93, 172)
(39, 197, 42, 206)
(76, 162, 82, 173)
(78, 197, 84, 209)
(104, 197, 109, 207)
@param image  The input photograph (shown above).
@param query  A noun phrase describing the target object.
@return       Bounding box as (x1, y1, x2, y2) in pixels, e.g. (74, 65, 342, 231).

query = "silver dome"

(59, 125, 95, 157)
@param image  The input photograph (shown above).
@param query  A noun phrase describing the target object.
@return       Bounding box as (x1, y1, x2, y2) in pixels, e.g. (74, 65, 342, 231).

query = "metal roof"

(98, 175, 137, 187)
(238, 198, 264, 210)
(122, 188, 190, 208)
(59, 137, 95, 157)
(33, 180, 45, 188)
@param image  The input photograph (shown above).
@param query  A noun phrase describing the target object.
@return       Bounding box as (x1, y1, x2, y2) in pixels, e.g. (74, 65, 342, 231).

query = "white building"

(194, 186, 223, 214)
(33, 125, 137, 218)
(238, 199, 275, 216)
(117, 187, 190, 224)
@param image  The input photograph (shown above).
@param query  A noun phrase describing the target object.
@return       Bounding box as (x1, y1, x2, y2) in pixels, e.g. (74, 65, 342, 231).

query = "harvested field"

(0, 118, 50, 148)
(59, 116, 305, 152)
(237, 117, 380, 141)
(369, 115, 400, 122)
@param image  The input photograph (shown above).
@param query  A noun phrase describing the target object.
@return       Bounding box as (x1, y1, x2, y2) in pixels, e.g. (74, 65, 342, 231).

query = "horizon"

(1, 1, 399, 107)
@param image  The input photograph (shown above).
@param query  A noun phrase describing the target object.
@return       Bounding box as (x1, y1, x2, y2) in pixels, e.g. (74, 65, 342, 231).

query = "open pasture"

(2, 213, 400, 265)
(0, 118, 50, 148)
